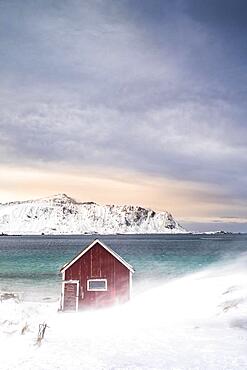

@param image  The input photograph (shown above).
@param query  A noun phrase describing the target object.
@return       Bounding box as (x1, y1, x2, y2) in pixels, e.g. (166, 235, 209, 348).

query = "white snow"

(0, 193, 186, 235)
(1, 255, 247, 369)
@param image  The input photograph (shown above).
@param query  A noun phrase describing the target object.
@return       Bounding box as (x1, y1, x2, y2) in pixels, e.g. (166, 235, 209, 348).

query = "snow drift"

(1, 254, 247, 369)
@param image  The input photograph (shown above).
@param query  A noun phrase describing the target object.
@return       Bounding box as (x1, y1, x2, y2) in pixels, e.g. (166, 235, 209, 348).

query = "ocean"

(0, 233, 247, 301)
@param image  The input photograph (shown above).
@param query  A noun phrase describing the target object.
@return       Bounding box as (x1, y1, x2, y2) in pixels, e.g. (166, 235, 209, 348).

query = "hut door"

(62, 280, 79, 312)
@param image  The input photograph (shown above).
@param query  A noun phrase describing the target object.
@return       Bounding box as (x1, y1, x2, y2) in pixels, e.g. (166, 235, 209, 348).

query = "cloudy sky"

(0, 0, 247, 232)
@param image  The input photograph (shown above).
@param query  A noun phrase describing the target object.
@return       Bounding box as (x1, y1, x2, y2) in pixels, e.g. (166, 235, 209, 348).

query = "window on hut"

(87, 279, 107, 291)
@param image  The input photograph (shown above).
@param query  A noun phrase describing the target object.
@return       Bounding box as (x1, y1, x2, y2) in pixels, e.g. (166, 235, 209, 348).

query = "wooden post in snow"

(35, 322, 49, 346)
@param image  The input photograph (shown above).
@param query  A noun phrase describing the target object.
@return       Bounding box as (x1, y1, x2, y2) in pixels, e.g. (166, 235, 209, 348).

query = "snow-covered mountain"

(0, 194, 186, 235)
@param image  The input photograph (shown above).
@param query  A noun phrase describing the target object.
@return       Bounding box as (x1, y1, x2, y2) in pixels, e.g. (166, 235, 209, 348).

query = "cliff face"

(0, 194, 186, 235)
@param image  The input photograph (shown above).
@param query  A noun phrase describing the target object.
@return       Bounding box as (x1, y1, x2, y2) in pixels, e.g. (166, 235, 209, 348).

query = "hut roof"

(60, 239, 135, 274)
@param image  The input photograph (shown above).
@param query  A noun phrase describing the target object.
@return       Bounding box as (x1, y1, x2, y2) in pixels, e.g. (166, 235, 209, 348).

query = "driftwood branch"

(35, 322, 49, 346)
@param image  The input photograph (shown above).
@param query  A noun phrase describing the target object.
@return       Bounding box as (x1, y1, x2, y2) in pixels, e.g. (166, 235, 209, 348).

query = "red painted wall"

(64, 242, 130, 309)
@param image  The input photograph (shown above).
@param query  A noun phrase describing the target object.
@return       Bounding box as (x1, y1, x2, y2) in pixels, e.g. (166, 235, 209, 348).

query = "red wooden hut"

(60, 239, 135, 311)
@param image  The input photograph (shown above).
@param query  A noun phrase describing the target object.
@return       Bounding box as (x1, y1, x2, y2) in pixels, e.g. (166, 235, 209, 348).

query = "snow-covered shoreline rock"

(0, 193, 186, 235)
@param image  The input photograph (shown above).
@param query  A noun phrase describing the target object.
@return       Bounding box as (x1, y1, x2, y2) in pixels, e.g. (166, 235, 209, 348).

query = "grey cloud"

(0, 0, 247, 214)
(1, 95, 247, 201)
(185, 0, 247, 30)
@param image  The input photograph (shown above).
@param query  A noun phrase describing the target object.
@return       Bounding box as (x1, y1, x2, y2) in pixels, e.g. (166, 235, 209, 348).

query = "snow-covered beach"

(1, 254, 247, 370)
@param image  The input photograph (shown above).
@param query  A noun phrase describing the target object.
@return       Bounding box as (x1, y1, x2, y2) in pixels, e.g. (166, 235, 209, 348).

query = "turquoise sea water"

(0, 234, 247, 301)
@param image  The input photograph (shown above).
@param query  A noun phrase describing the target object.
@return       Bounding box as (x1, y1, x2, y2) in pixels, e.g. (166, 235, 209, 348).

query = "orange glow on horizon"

(0, 163, 242, 222)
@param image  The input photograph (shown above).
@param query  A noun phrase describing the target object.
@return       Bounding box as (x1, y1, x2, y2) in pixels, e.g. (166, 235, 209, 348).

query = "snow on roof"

(60, 239, 135, 273)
